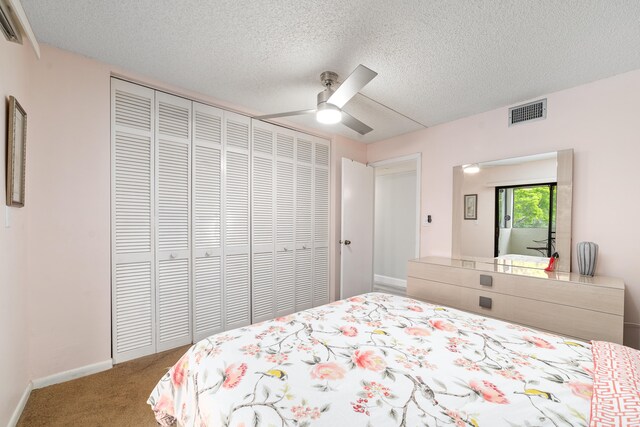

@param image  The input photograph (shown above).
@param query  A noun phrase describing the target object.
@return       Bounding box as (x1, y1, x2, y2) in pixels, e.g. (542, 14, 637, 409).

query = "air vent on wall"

(0, 0, 40, 58)
(0, 0, 21, 43)
(509, 98, 547, 126)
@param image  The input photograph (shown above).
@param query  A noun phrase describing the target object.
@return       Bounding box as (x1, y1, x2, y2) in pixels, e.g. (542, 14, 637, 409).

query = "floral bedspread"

(148, 293, 594, 426)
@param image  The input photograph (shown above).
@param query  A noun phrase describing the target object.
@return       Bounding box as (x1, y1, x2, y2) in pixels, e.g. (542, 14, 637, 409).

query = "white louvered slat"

(313, 140, 330, 308)
(314, 167, 329, 244)
(277, 133, 294, 159)
(253, 156, 273, 245)
(296, 164, 312, 245)
(194, 256, 223, 340)
(115, 90, 152, 131)
(224, 112, 251, 330)
(227, 120, 250, 150)
(276, 160, 294, 245)
(296, 138, 313, 164)
(276, 250, 295, 316)
(115, 132, 152, 254)
(111, 79, 155, 363)
(156, 92, 191, 351)
(157, 141, 189, 251)
(313, 247, 330, 306)
(192, 102, 224, 341)
(194, 145, 221, 249)
(252, 251, 274, 322)
(225, 151, 249, 246)
(194, 110, 222, 144)
(114, 262, 153, 353)
(295, 248, 312, 310)
(225, 253, 250, 328)
(253, 127, 273, 155)
(315, 143, 329, 166)
(157, 259, 191, 347)
(251, 121, 276, 323)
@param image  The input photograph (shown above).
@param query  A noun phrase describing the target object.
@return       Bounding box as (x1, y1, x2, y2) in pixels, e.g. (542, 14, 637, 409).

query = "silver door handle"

(169, 253, 176, 259)
(343, 240, 351, 246)
(205, 251, 210, 257)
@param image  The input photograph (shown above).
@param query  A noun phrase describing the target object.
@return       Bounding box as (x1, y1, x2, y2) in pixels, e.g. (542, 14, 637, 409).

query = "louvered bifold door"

(295, 136, 313, 311)
(274, 129, 297, 317)
(155, 92, 192, 352)
(223, 112, 251, 329)
(111, 79, 156, 363)
(192, 102, 224, 341)
(251, 121, 276, 322)
(313, 139, 330, 307)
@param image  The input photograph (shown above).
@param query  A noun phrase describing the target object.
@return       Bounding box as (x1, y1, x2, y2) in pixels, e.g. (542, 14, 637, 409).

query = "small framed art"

(464, 194, 477, 220)
(6, 96, 27, 207)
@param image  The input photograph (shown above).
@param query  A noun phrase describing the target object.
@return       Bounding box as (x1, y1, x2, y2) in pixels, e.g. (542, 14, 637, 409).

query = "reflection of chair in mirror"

(527, 231, 556, 256)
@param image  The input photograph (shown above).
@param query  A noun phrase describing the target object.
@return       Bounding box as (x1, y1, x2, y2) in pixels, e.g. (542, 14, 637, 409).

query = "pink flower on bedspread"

(310, 362, 346, 380)
(348, 296, 365, 303)
(524, 336, 556, 349)
(340, 326, 358, 337)
(352, 349, 386, 372)
(429, 319, 457, 332)
(405, 327, 431, 336)
(222, 363, 247, 389)
(407, 305, 423, 312)
(153, 393, 175, 417)
(171, 353, 189, 387)
(469, 379, 509, 404)
(568, 381, 593, 400)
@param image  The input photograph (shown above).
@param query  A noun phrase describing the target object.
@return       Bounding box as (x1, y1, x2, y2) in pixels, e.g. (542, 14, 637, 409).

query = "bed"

(148, 293, 639, 426)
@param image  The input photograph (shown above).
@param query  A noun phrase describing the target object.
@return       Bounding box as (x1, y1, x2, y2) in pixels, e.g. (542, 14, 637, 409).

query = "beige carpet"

(17, 345, 190, 427)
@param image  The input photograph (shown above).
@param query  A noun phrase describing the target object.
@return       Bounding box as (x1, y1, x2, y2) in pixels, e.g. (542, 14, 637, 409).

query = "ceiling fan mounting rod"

(320, 71, 339, 88)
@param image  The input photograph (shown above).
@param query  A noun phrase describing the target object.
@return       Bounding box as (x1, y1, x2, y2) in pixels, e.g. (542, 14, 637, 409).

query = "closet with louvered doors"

(111, 78, 329, 364)
(249, 120, 331, 321)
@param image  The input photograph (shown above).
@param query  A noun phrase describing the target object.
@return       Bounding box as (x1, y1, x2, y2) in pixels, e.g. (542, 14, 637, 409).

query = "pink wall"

(20, 44, 363, 382)
(367, 68, 640, 348)
(0, 40, 31, 425)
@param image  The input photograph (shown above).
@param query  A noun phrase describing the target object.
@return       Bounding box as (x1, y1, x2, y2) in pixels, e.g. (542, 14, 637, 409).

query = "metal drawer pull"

(479, 274, 493, 287)
(479, 296, 492, 309)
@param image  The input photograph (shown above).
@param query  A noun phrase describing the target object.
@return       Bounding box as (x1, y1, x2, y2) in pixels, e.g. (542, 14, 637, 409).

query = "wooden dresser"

(407, 257, 625, 344)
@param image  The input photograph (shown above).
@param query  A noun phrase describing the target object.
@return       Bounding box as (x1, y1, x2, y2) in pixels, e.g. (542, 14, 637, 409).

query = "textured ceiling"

(20, 0, 640, 143)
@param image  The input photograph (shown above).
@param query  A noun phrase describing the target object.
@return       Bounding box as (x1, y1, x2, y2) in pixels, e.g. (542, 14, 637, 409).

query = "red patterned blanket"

(590, 341, 640, 427)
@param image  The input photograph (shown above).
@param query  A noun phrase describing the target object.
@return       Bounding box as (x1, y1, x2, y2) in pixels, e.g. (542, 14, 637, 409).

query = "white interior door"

(341, 158, 374, 299)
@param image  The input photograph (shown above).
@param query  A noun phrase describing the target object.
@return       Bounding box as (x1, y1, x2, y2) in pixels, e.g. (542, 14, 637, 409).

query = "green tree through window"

(512, 185, 556, 228)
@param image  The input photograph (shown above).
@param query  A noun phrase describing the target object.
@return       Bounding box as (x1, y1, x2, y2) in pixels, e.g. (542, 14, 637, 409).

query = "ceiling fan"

(255, 64, 378, 135)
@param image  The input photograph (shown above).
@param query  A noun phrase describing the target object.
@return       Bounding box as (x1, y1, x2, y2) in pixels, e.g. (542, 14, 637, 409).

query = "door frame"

(369, 153, 422, 287)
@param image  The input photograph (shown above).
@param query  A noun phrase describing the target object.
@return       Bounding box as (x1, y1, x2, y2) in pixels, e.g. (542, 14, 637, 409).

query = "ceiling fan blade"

(327, 64, 377, 109)
(341, 111, 373, 135)
(254, 109, 316, 120)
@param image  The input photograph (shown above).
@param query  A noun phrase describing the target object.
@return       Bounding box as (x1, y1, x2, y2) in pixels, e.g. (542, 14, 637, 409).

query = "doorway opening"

(371, 154, 421, 295)
(494, 182, 557, 258)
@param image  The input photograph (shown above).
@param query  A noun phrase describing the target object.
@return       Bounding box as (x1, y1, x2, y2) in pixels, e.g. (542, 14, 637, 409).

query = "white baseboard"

(374, 274, 407, 288)
(8, 381, 32, 427)
(32, 359, 113, 390)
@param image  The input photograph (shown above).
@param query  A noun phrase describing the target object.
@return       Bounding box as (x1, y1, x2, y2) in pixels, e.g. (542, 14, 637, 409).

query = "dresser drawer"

(408, 261, 624, 315)
(407, 277, 623, 344)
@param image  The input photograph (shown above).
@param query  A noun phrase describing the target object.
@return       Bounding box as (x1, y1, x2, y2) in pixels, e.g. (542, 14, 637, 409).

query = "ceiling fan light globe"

(316, 104, 342, 124)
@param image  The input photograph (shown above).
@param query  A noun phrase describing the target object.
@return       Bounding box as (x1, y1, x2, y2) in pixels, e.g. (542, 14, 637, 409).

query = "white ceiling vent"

(509, 98, 547, 126)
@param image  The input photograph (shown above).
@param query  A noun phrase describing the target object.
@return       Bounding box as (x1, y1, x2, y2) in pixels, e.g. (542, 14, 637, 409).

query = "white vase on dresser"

(407, 256, 625, 344)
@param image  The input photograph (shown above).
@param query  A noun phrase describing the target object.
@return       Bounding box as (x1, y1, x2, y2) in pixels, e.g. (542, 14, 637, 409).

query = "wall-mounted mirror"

(452, 149, 573, 272)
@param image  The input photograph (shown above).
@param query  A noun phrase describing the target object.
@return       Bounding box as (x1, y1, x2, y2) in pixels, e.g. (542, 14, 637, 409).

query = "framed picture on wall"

(6, 96, 27, 207)
(464, 194, 477, 220)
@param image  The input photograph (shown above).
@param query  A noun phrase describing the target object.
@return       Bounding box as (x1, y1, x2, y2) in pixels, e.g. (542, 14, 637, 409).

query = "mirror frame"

(452, 149, 573, 272)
